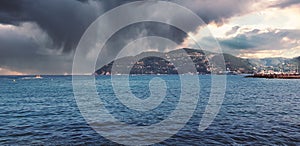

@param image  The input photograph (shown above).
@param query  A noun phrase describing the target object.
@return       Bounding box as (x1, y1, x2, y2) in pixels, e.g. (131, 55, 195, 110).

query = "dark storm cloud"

(0, 0, 257, 54)
(0, 0, 105, 74)
(0, 0, 103, 53)
(96, 22, 187, 69)
(173, 0, 254, 26)
(2, 0, 296, 74)
(0, 23, 73, 74)
(0, 0, 168, 53)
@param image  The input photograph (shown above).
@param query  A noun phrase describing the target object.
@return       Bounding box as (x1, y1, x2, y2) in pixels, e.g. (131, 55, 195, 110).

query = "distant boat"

(35, 75, 42, 79)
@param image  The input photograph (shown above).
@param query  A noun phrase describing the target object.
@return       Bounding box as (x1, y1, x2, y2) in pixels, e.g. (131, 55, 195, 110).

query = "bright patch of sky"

(184, 3, 300, 58)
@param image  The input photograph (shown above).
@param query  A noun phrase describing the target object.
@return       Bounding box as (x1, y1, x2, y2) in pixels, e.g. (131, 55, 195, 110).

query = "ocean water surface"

(0, 75, 299, 145)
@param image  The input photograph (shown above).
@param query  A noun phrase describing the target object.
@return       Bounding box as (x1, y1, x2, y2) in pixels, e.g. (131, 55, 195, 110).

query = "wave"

(21, 77, 43, 80)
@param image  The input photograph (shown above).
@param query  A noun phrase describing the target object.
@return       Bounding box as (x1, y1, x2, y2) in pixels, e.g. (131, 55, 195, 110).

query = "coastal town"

(246, 63, 300, 79)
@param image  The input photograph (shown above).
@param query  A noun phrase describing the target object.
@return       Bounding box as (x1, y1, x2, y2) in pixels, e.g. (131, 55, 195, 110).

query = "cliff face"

(95, 48, 254, 75)
(212, 53, 254, 73)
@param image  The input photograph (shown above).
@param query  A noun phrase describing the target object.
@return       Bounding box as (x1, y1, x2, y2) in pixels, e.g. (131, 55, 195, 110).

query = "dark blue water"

(0, 75, 299, 145)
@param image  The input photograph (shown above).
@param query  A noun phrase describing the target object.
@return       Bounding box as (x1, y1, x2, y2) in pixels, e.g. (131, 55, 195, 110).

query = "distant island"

(94, 48, 300, 76)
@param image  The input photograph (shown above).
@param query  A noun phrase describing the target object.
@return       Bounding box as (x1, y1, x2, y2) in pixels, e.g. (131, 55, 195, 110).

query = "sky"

(0, 0, 299, 75)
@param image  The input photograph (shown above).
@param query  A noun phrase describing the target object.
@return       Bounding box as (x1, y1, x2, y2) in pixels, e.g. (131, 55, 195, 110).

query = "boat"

(35, 75, 42, 79)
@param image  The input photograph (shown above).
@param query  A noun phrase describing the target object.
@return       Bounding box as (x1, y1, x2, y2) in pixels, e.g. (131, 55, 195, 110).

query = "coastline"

(245, 73, 300, 79)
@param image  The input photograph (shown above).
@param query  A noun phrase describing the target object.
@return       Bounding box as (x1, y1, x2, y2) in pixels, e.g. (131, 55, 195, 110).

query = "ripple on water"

(0, 75, 299, 145)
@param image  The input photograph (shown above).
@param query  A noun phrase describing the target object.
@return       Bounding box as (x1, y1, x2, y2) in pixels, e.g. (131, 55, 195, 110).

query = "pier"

(246, 73, 300, 79)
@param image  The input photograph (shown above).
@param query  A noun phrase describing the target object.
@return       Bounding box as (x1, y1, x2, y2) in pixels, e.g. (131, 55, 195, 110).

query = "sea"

(0, 75, 299, 145)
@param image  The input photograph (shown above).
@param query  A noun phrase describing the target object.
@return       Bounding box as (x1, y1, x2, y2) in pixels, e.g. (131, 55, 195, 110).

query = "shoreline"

(245, 73, 300, 79)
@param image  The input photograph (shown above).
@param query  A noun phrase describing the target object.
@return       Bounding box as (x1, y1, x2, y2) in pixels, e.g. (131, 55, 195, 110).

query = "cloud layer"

(0, 0, 299, 74)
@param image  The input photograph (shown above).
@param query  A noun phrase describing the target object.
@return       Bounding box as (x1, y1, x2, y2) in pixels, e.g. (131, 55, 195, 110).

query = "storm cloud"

(0, 0, 299, 74)
(0, 0, 258, 53)
(0, 23, 73, 74)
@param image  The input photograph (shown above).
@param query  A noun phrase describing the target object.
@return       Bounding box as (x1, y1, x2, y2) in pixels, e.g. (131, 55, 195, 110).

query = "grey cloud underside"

(0, 28, 73, 74)
(220, 35, 256, 49)
(0, 0, 104, 53)
(174, 0, 258, 25)
(218, 28, 300, 50)
(225, 26, 240, 36)
(270, 0, 300, 8)
(0, 0, 259, 53)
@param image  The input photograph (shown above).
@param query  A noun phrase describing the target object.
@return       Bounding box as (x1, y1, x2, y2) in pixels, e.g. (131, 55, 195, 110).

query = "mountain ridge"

(95, 48, 300, 75)
(95, 48, 256, 75)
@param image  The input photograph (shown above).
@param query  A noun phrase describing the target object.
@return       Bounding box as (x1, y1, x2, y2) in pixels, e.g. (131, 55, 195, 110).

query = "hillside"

(249, 58, 287, 67)
(291, 57, 300, 72)
(293, 56, 300, 65)
(212, 53, 254, 73)
(95, 48, 254, 75)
